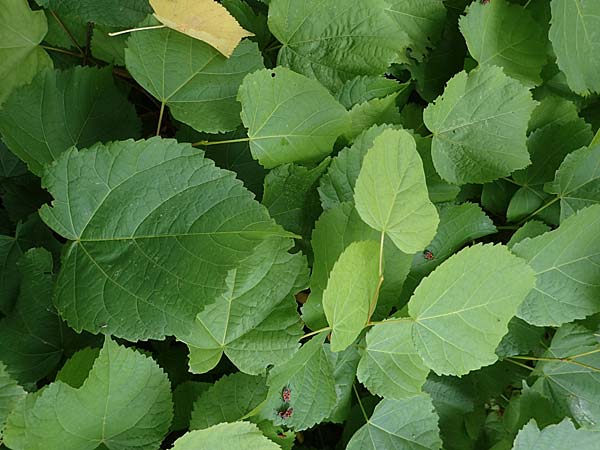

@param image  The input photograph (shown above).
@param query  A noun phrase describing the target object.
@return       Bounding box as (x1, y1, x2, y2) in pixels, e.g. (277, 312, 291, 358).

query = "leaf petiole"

(108, 24, 166, 37)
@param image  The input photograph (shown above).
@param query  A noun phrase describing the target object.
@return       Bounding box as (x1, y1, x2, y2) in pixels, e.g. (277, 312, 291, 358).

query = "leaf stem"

(299, 327, 331, 341)
(367, 231, 386, 321)
(192, 137, 251, 147)
(50, 11, 85, 56)
(366, 317, 413, 327)
(506, 358, 534, 371)
(156, 102, 166, 136)
(517, 196, 560, 225)
(512, 355, 600, 373)
(352, 384, 370, 423)
(501, 177, 522, 187)
(40, 45, 83, 58)
(108, 24, 166, 37)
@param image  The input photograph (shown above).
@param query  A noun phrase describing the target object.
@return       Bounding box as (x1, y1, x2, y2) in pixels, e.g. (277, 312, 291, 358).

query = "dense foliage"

(1, 0, 600, 449)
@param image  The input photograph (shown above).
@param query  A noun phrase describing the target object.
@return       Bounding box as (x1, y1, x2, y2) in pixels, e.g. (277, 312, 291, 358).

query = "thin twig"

(156, 102, 166, 136)
(352, 384, 369, 422)
(40, 45, 83, 58)
(192, 137, 251, 147)
(517, 196, 560, 225)
(299, 327, 331, 341)
(367, 231, 385, 321)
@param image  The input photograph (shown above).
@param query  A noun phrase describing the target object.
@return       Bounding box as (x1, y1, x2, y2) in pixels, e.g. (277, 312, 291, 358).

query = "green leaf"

(346, 394, 442, 450)
(336, 76, 410, 109)
(39, 137, 292, 341)
(126, 31, 264, 133)
(512, 205, 600, 326)
(0, 0, 52, 104)
(190, 373, 267, 429)
(512, 419, 599, 450)
(303, 202, 412, 330)
(0, 141, 26, 179)
(171, 381, 210, 432)
(507, 221, 551, 249)
(55, 347, 101, 388)
(170, 422, 280, 450)
(222, 0, 272, 50)
(528, 96, 580, 133)
(91, 28, 127, 65)
(0, 363, 25, 438)
(261, 333, 337, 430)
(186, 238, 306, 374)
(0, 249, 71, 384)
(501, 383, 563, 436)
(238, 67, 349, 168)
(423, 65, 537, 184)
(536, 323, 600, 427)
(0, 66, 141, 176)
(267, 0, 408, 92)
(459, 0, 547, 86)
(409, 243, 536, 376)
(549, 0, 600, 95)
(495, 317, 544, 358)
(36, 0, 152, 27)
(546, 143, 600, 221)
(323, 241, 380, 352)
(354, 128, 439, 253)
(386, 0, 447, 62)
(326, 344, 361, 423)
(344, 92, 404, 141)
(357, 319, 430, 400)
(3, 338, 173, 450)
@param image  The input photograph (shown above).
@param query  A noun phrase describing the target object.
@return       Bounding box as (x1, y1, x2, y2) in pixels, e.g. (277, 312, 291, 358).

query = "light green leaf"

(507, 221, 551, 249)
(323, 241, 380, 352)
(186, 238, 306, 374)
(549, 0, 600, 95)
(386, 0, 447, 61)
(39, 137, 292, 341)
(3, 338, 172, 450)
(0, 0, 52, 104)
(238, 67, 349, 168)
(512, 419, 599, 450)
(0, 66, 140, 176)
(262, 333, 337, 430)
(126, 31, 263, 134)
(336, 76, 410, 109)
(268, 0, 408, 92)
(190, 373, 267, 429)
(506, 187, 550, 223)
(344, 92, 404, 141)
(171, 422, 280, 450)
(346, 394, 442, 450)
(546, 144, 600, 221)
(401, 202, 497, 302)
(423, 65, 537, 184)
(536, 323, 600, 427)
(0, 363, 25, 438)
(0, 249, 70, 384)
(303, 202, 411, 330)
(36, 0, 152, 27)
(357, 319, 429, 400)
(355, 128, 439, 253)
(528, 96, 579, 133)
(512, 205, 600, 326)
(460, 0, 547, 86)
(409, 243, 536, 376)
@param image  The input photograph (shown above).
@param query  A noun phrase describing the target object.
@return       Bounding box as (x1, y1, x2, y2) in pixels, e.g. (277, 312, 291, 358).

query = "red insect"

(423, 250, 434, 261)
(278, 408, 294, 420)
(277, 432, 287, 439)
(481, 0, 490, 4)
(282, 386, 291, 403)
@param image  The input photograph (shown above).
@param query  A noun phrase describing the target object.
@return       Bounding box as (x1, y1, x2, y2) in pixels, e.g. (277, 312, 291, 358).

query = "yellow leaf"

(149, 0, 253, 57)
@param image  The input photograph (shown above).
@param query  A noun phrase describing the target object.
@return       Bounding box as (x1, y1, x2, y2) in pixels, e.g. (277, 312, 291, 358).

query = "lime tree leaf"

(386, 0, 447, 62)
(409, 244, 536, 376)
(0, 235, 23, 314)
(55, 347, 101, 388)
(238, 67, 349, 168)
(126, 30, 263, 134)
(355, 128, 439, 253)
(501, 384, 563, 437)
(326, 344, 361, 423)
(38, 137, 292, 341)
(222, 0, 272, 50)
(2, 338, 173, 450)
(91, 28, 127, 65)
(267, 0, 408, 92)
(0, 363, 25, 438)
(495, 317, 544, 358)
(528, 96, 580, 133)
(303, 202, 411, 330)
(423, 65, 537, 184)
(344, 92, 404, 141)
(170, 422, 280, 450)
(346, 394, 442, 450)
(357, 319, 430, 400)
(190, 373, 267, 429)
(336, 76, 410, 109)
(323, 241, 380, 352)
(401, 202, 497, 302)
(0, 141, 26, 179)
(549, 0, 600, 95)
(0, 66, 141, 176)
(546, 143, 600, 221)
(0, 0, 52, 104)
(261, 333, 337, 431)
(0, 249, 71, 384)
(512, 419, 599, 450)
(459, 0, 547, 86)
(512, 205, 600, 326)
(149, 0, 253, 57)
(36, 0, 152, 27)
(171, 381, 210, 432)
(507, 221, 551, 249)
(186, 238, 306, 374)
(535, 323, 600, 427)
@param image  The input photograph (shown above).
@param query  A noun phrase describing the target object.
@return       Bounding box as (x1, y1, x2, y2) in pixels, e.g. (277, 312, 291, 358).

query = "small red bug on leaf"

(423, 250, 434, 261)
(277, 432, 287, 439)
(278, 408, 294, 420)
(282, 386, 291, 403)
(481, 0, 490, 4)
